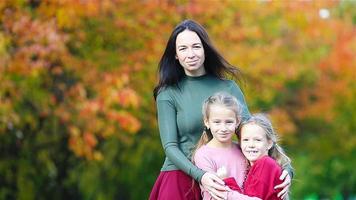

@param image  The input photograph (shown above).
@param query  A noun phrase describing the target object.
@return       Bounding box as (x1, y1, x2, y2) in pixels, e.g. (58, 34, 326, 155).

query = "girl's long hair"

(153, 19, 242, 99)
(239, 114, 292, 168)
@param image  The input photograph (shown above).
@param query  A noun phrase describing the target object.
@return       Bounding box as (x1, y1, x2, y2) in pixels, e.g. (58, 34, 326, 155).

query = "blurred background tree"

(0, 0, 355, 199)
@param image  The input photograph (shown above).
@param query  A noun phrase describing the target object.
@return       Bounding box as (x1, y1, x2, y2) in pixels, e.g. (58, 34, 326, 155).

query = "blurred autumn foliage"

(0, 0, 355, 199)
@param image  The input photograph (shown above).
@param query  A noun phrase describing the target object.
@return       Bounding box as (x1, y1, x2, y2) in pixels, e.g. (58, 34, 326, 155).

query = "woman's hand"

(274, 170, 291, 200)
(201, 172, 229, 200)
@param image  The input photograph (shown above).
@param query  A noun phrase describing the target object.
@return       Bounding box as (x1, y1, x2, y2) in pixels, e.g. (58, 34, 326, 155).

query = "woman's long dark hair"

(153, 19, 242, 99)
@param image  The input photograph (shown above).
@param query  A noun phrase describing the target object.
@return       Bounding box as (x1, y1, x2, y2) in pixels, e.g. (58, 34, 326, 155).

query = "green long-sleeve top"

(156, 74, 250, 182)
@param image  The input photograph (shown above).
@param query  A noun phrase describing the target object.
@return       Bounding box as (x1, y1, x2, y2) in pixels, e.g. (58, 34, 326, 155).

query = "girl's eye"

(178, 48, 186, 51)
(242, 139, 248, 141)
(193, 45, 201, 49)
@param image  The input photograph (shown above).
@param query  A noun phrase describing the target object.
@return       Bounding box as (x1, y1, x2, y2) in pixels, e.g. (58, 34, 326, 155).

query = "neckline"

(184, 73, 210, 81)
(250, 155, 269, 167)
(204, 143, 236, 151)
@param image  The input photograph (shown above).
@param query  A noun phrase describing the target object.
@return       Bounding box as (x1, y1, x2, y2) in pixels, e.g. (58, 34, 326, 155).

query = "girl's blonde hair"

(192, 92, 242, 159)
(239, 113, 292, 168)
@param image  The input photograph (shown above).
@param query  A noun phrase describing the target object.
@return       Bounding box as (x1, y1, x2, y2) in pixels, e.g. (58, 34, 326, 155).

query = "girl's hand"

(274, 170, 291, 200)
(201, 172, 228, 200)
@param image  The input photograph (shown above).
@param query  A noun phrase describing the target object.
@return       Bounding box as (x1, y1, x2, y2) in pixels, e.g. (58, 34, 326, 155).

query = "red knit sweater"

(226, 156, 282, 200)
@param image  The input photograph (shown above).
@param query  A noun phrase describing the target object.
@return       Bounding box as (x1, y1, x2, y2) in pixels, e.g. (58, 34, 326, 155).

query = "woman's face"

(175, 30, 206, 77)
(240, 123, 272, 166)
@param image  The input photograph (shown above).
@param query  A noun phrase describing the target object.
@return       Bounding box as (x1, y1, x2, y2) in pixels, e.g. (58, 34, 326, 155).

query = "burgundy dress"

(149, 170, 201, 200)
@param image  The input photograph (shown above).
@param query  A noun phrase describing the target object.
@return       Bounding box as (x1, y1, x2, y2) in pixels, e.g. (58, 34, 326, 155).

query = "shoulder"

(225, 79, 243, 91)
(261, 156, 279, 167)
(230, 142, 246, 160)
(253, 156, 281, 174)
(220, 78, 237, 85)
(194, 145, 211, 158)
(216, 78, 244, 95)
(194, 146, 215, 165)
(232, 141, 240, 147)
(156, 86, 175, 101)
(203, 75, 241, 87)
(247, 156, 282, 186)
(231, 142, 243, 153)
(214, 77, 236, 86)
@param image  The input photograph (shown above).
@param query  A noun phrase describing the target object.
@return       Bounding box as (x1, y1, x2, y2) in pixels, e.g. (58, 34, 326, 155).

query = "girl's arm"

(227, 191, 261, 200)
(193, 148, 221, 200)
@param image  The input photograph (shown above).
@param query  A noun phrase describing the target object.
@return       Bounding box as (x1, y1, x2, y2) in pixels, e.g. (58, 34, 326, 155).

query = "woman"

(149, 19, 292, 200)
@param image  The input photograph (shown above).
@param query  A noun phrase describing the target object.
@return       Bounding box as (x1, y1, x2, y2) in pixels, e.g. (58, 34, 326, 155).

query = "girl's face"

(240, 123, 272, 166)
(175, 30, 206, 77)
(204, 105, 238, 147)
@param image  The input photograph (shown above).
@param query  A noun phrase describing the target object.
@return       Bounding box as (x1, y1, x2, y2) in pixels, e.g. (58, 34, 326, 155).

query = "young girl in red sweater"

(224, 113, 292, 200)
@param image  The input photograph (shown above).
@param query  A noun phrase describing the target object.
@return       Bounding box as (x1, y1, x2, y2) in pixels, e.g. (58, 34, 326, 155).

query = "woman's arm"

(157, 92, 227, 196)
(275, 156, 293, 199)
(282, 163, 294, 178)
(275, 170, 291, 199)
(156, 97, 205, 181)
